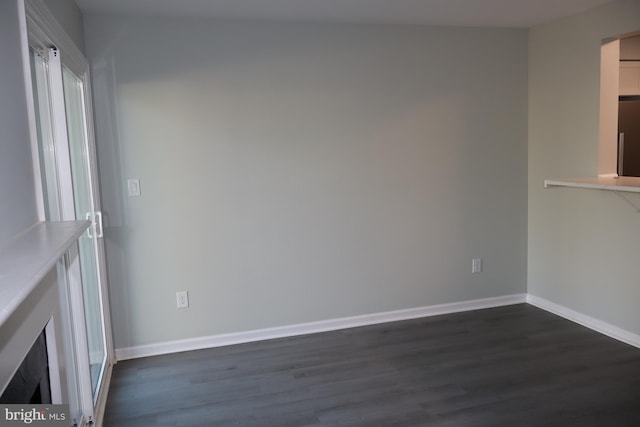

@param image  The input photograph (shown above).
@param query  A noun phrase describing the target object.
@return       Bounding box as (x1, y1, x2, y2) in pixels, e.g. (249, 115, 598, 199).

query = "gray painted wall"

(528, 0, 640, 335)
(85, 15, 528, 349)
(0, 0, 39, 242)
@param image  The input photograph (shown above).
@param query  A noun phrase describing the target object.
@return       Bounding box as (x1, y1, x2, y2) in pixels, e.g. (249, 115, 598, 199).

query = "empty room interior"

(1, 0, 640, 425)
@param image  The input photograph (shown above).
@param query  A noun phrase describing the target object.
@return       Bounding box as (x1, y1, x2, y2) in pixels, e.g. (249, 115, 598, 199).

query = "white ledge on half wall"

(544, 176, 640, 193)
(0, 221, 89, 327)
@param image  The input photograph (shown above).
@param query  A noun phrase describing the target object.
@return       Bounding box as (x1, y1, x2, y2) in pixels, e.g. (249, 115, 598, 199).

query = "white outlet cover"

(176, 291, 189, 308)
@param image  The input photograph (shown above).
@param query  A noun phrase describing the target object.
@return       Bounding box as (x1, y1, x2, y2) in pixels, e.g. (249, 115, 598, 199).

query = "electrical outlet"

(176, 291, 189, 308)
(472, 258, 482, 273)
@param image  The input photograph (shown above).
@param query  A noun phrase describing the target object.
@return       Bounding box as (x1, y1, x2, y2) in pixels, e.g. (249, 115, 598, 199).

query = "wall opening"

(599, 32, 640, 177)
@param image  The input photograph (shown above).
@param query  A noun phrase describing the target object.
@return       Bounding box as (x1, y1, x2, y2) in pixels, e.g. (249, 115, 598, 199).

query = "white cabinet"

(620, 61, 640, 95)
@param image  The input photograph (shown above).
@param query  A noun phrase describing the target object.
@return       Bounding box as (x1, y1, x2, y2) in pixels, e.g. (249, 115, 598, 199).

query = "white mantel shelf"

(544, 176, 640, 193)
(0, 221, 89, 327)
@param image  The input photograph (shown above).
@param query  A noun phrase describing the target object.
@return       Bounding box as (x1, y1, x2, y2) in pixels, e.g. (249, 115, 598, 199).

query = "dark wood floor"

(103, 304, 640, 426)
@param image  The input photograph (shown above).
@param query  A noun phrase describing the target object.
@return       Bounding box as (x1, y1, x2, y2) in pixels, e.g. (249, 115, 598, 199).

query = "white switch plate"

(127, 179, 141, 197)
(472, 258, 482, 273)
(176, 291, 189, 308)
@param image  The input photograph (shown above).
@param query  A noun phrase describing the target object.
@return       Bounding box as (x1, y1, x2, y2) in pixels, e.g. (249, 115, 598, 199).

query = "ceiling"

(75, 0, 615, 28)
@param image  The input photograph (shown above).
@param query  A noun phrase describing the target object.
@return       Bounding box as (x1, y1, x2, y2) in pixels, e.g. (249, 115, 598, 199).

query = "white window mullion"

(47, 48, 75, 221)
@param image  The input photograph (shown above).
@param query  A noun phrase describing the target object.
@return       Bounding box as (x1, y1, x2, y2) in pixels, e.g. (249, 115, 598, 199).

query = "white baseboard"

(115, 293, 527, 361)
(527, 294, 640, 349)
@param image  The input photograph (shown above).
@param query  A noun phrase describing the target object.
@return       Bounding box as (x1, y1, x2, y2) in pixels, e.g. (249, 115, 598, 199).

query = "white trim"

(116, 294, 527, 361)
(527, 294, 640, 349)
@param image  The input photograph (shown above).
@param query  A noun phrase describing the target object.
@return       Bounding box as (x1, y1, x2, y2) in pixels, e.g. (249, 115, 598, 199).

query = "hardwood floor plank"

(104, 304, 640, 426)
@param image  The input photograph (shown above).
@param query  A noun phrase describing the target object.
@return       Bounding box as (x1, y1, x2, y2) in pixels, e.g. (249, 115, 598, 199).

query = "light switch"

(127, 179, 141, 197)
(472, 258, 482, 273)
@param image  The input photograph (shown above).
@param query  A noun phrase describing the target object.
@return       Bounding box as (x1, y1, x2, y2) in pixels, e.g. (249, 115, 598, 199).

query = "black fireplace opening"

(0, 329, 52, 404)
